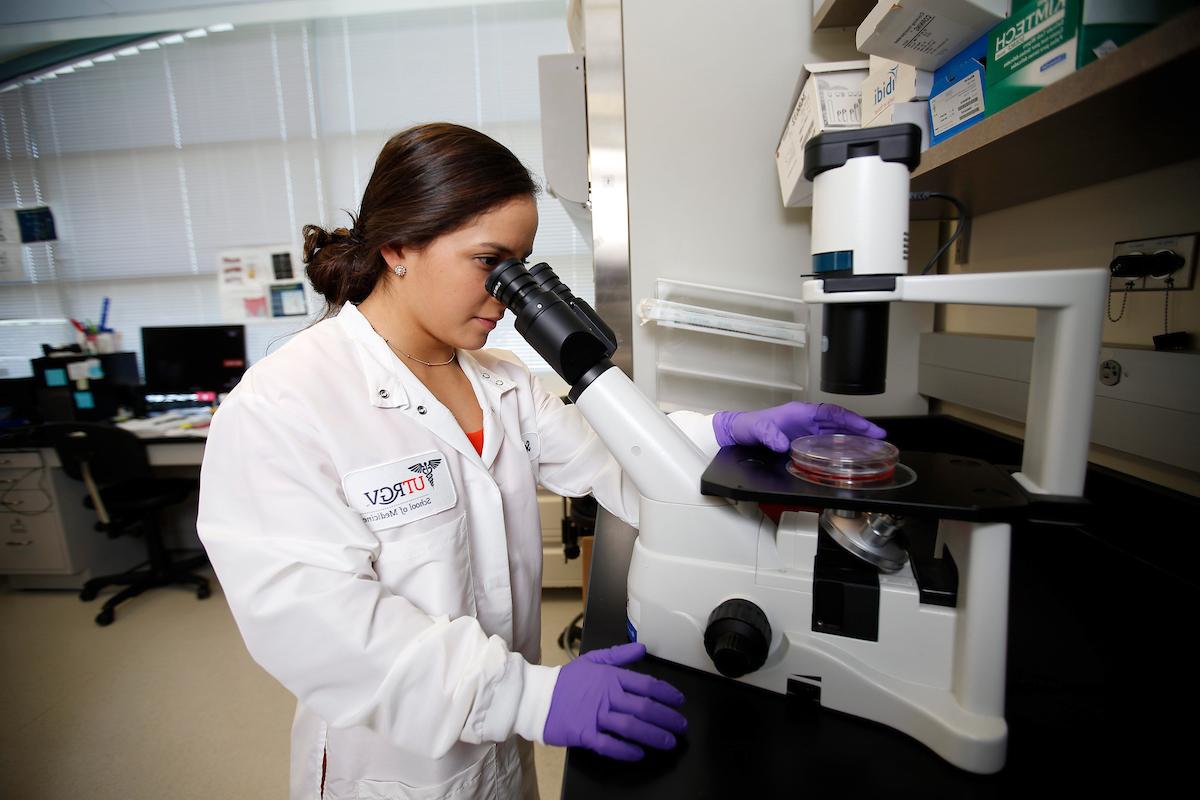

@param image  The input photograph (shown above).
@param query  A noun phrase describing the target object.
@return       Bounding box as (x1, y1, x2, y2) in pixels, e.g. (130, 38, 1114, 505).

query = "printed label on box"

(884, 12, 972, 60)
(816, 77, 862, 127)
(995, 1, 1067, 60)
(930, 71, 985, 136)
(1092, 39, 1119, 59)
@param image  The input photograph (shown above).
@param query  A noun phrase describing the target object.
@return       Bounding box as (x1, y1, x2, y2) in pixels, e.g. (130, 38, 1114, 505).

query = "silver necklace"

(365, 316, 456, 366)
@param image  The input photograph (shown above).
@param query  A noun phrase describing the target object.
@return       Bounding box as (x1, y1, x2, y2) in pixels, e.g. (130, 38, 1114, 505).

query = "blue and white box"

(927, 33, 988, 147)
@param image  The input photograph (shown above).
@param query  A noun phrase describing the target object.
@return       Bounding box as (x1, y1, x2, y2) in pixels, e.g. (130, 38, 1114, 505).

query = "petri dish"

(788, 434, 900, 487)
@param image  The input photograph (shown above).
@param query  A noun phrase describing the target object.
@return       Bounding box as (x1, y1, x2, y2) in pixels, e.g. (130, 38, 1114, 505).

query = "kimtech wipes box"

(1078, 0, 1193, 67)
(986, 0, 1079, 115)
(987, 0, 1187, 116)
(776, 60, 870, 208)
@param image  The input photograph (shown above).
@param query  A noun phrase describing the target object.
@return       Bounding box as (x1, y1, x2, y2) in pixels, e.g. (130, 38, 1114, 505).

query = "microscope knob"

(704, 599, 771, 678)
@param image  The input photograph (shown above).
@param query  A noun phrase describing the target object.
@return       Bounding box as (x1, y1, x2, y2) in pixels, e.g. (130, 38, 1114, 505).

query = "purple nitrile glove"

(713, 401, 887, 453)
(543, 642, 687, 761)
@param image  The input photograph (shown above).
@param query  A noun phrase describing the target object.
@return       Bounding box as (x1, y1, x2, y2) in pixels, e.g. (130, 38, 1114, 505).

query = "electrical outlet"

(1111, 233, 1197, 292)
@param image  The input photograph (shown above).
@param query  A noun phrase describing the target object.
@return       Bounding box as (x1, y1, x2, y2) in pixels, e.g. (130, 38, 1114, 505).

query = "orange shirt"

(466, 428, 484, 456)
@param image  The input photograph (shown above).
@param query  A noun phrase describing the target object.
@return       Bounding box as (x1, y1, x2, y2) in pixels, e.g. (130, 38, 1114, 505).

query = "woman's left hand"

(713, 401, 886, 453)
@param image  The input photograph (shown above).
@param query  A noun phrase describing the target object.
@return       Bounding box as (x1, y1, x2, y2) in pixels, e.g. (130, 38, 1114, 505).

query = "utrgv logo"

(363, 458, 442, 506)
(409, 459, 441, 487)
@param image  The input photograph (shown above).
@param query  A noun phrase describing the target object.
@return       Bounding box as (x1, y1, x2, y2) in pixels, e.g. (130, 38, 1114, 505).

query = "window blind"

(0, 2, 591, 381)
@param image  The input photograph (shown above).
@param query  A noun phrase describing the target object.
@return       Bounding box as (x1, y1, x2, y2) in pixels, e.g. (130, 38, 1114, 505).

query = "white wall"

(619, 0, 935, 416)
(940, 158, 1200, 347)
(935, 157, 1200, 495)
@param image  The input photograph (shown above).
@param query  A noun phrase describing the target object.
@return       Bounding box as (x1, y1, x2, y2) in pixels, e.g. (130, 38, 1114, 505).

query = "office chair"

(43, 423, 211, 626)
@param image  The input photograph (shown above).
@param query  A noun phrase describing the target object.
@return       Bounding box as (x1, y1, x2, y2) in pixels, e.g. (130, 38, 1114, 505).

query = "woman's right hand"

(543, 642, 687, 760)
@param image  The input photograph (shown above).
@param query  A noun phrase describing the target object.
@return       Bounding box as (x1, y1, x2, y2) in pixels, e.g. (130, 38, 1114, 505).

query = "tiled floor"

(0, 572, 583, 799)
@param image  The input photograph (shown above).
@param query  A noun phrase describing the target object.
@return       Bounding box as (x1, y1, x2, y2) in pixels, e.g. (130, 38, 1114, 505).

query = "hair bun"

(302, 224, 334, 262)
(303, 223, 367, 307)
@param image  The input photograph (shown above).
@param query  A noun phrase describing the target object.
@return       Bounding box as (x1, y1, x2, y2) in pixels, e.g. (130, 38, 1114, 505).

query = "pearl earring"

(393, 264, 407, 277)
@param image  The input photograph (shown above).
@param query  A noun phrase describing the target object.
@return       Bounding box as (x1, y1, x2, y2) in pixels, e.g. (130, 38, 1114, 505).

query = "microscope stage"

(701, 446, 1032, 522)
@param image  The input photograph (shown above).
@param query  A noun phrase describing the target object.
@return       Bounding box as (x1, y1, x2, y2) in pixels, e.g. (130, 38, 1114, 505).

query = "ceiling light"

(183, 28, 208, 38)
(159, 34, 185, 45)
(138, 41, 160, 51)
(117, 47, 139, 56)
(54, 66, 75, 75)
(94, 53, 116, 63)
(207, 23, 235, 33)
(73, 60, 95, 69)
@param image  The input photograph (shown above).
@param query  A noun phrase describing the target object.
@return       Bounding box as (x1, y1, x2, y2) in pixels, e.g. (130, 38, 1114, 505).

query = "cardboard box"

(986, 0, 1079, 116)
(863, 101, 931, 152)
(928, 33, 988, 145)
(857, 0, 1011, 71)
(988, 0, 1190, 117)
(776, 60, 870, 208)
(1079, 0, 1192, 67)
(863, 56, 935, 122)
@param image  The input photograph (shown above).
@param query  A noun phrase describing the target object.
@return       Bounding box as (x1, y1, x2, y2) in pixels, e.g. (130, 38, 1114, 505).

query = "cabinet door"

(0, 451, 42, 469)
(0, 491, 69, 572)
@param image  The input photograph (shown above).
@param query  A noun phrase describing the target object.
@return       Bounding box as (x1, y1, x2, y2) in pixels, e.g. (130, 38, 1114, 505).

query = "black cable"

(557, 611, 585, 660)
(910, 191, 969, 275)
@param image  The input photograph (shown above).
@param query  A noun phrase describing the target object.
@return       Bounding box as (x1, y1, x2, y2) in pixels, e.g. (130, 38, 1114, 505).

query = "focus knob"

(704, 599, 771, 678)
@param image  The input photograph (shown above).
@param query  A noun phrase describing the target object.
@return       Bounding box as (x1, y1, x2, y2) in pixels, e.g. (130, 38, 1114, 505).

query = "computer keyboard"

(118, 411, 212, 438)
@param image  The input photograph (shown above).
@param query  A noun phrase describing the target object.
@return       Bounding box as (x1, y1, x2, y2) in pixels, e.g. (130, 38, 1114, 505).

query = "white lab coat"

(197, 302, 718, 800)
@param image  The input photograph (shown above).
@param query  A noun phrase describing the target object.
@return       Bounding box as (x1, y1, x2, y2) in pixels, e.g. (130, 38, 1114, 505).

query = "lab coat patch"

(342, 450, 457, 532)
(521, 431, 540, 460)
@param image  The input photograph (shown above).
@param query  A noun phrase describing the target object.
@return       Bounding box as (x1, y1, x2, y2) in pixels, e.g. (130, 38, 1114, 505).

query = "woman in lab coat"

(197, 123, 883, 800)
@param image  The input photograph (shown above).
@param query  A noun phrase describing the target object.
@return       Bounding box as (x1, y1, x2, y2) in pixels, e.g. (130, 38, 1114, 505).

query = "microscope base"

(627, 509, 1010, 774)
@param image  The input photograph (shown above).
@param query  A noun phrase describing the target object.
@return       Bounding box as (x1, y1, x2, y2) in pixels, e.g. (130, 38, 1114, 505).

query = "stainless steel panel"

(584, 0, 633, 375)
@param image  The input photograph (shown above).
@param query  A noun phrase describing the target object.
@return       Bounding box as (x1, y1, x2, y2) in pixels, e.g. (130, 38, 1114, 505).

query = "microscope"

(486, 123, 1106, 774)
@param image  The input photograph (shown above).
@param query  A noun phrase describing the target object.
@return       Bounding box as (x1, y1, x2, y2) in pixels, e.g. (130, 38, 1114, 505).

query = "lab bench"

(562, 415, 1198, 797)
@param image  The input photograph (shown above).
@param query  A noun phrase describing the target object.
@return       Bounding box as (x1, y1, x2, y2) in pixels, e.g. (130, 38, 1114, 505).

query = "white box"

(863, 56, 934, 121)
(863, 100, 931, 152)
(857, 0, 1010, 71)
(775, 60, 870, 208)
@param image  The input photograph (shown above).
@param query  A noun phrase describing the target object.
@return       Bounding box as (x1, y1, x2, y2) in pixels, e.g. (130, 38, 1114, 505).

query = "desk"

(1, 432, 207, 586)
(562, 416, 1199, 796)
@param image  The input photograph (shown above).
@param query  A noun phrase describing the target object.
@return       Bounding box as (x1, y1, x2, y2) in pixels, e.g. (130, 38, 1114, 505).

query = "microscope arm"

(486, 259, 728, 509)
(803, 268, 1108, 497)
(566, 363, 727, 508)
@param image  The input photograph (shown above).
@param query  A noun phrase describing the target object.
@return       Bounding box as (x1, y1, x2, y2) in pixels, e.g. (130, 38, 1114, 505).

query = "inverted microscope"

(486, 123, 1107, 774)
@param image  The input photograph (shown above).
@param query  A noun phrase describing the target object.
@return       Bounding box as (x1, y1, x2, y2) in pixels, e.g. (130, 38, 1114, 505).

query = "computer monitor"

(141, 325, 247, 396)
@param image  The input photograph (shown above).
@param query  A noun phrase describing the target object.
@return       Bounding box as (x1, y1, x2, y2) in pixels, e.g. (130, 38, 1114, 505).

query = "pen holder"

(96, 331, 121, 354)
(77, 331, 121, 354)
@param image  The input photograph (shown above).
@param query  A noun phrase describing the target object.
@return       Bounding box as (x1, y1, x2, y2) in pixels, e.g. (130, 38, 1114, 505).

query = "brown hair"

(303, 123, 538, 315)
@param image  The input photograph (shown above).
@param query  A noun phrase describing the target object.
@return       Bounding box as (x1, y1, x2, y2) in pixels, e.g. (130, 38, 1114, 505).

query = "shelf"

(910, 6, 1200, 217)
(811, 0, 875, 32)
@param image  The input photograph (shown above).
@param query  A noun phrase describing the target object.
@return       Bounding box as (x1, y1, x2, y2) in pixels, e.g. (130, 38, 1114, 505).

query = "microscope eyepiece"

(483, 258, 616, 388)
(485, 258, 539, 308)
